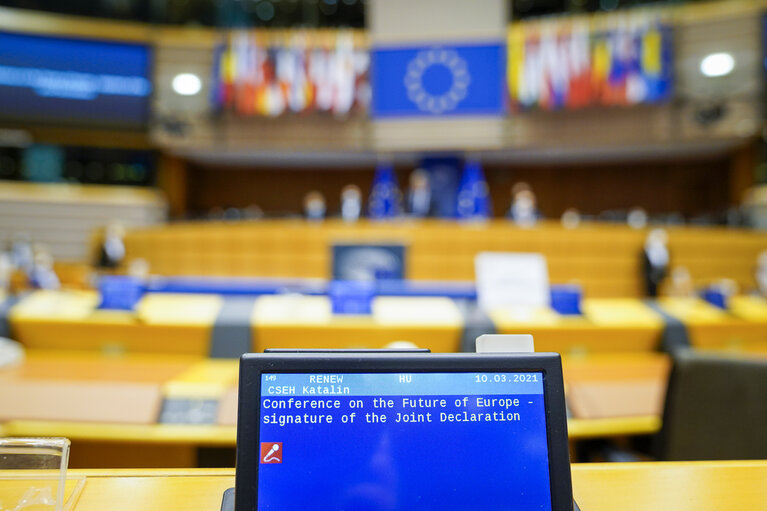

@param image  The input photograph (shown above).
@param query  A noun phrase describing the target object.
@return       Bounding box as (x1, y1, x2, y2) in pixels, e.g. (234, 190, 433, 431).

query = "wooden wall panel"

(185, 156, 734, 220)
(186, 164, 411, 216)
(123, 219, 767, 298)
(483, 157, 733, 218)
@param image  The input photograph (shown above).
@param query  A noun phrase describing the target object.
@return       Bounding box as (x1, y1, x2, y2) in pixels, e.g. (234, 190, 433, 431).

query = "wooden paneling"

(0, 182, 167, 261)
(483, 157, 732, 218)
(186, 164, 411, 215)
(185, 156, 733, 219)
(122, 220, 767, 297)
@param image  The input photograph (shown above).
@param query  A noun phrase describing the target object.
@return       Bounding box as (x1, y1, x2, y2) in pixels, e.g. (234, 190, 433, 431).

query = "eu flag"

(371, 43, 505, 118)
(368, 162, 402, 219)
(456, 160, 492, 220)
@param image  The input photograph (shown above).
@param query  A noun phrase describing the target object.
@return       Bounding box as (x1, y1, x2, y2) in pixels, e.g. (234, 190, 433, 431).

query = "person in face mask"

(406, 169, 433, 218)
(642, 228, 670, 297)
(508, 182, 540, 228)
(756, 250, 767, 297)
(97, 222, 126, 270)
(29, 244, 60, 290)
(340, 185, 362, 223)
(304, 191, 327, 222)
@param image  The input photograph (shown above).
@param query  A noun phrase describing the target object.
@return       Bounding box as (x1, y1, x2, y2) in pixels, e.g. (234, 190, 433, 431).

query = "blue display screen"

(258, 372, 552, 510)
(0, 31, 151, 128)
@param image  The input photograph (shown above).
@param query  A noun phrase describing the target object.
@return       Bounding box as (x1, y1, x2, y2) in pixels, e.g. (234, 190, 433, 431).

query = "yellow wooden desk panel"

(12, 321, 212, 355)
(657, 297, 729, 323)
(162, 359, 239, 400)
(3, 421, 237, 446)
(562, 353, 669, 426)
(9, 462, 764, 511)
(572, 461, 767, 511)
(582, 299, 664, 327)
(659, 297, 767, 350)
(491, 300, 663, 353)
(562, 352, 670, 382)
(252, 295, 462, 352)
(135, 294, 222, 326)
(64, 470, 235, 511)
(0, 350, 198, 384)
(10, 290, 102, 320)
(568, 415, 661, 439)
(729, 295, 767, 322)
(9, 291, 218, 355)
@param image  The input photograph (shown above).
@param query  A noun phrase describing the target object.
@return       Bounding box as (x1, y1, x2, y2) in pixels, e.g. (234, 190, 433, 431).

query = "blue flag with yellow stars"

(456, 159, 491, 220)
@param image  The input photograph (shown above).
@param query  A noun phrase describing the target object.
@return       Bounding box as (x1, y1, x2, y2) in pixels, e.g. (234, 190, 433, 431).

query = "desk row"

(4, 290, 767, 355)
(0, 352, 668, 445)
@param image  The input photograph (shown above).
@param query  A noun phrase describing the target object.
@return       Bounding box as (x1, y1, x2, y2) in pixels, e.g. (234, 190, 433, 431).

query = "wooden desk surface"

(572, 461, 767, 510)
(30, 462, 767, 511)
(0, 351, 669, 451)
(658, 297, 767, 351)
(490, 299, 665, 353)
(252, 295, 463, 352)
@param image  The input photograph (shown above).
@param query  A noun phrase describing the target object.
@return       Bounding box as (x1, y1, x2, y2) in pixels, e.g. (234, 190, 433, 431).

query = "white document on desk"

(475, 252, 550, 312)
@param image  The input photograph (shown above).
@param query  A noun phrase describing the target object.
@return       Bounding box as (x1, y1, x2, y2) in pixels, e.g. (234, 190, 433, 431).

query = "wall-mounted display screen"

(0, 31, 152, 129)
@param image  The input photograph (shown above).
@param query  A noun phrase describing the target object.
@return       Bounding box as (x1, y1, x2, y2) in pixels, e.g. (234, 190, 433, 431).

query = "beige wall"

(368, 0, 507, 44)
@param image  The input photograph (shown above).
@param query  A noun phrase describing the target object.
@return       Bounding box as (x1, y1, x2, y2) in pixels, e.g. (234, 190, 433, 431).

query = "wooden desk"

(252, 295, 463, 352)
(562, 353, 669, 441)
(572, 461, 767, 510)
(9, 291, 222, 355)
(13, 462, 767, 511)
(490, 299, 665, 354)
(658, 297, 767, 352)
(0, 351, 669, 467)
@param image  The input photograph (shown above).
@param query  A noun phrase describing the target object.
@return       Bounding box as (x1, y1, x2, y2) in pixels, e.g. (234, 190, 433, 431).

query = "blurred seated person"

(560, 208, 581, 229)
(304, 191, 326, 221)
(127, 258, 150, 282)
(667, 266, 695, 297)
(627, 207, 649, 229)
(0, 249, 11, 293)
(243, 204, 265, 220)
(96, 222, 126, 270)
(507, 182, 540, 227)
(756, 250, 767, 297)
(10, 233, 34, 276)
(28, 245, 59, 290)
(406, 169, 434, 218)
(223, 207, 243, 221)
(208, 206, 225, 220)
(341, 185, 362, 223)
(642, 228, 670, 297)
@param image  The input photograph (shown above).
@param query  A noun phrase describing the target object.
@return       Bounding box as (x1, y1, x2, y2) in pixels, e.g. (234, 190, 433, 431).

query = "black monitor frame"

(234, 352, 573, 511)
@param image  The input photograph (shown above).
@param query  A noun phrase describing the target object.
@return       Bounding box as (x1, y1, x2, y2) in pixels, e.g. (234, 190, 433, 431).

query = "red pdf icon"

(260, 442, 282, 464)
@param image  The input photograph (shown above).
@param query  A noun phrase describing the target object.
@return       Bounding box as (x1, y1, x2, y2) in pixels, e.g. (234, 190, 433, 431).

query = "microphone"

(264, 444, 280, 462)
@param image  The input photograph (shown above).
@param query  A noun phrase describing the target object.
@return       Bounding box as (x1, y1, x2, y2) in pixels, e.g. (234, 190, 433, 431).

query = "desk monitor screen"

(235, 353, 573, 511)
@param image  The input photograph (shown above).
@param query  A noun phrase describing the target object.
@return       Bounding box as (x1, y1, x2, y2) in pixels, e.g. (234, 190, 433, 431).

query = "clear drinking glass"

(0, 438, 84, 511)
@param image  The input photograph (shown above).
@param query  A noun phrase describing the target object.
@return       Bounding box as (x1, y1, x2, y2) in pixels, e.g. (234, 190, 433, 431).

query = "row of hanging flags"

(210, 8, 673, 117)
(507, 9, 673, 111)
(211, 30, 371, 117)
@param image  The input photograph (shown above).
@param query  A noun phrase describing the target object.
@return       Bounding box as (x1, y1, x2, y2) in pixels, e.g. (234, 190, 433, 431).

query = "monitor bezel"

(235, 352, 573, 511)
